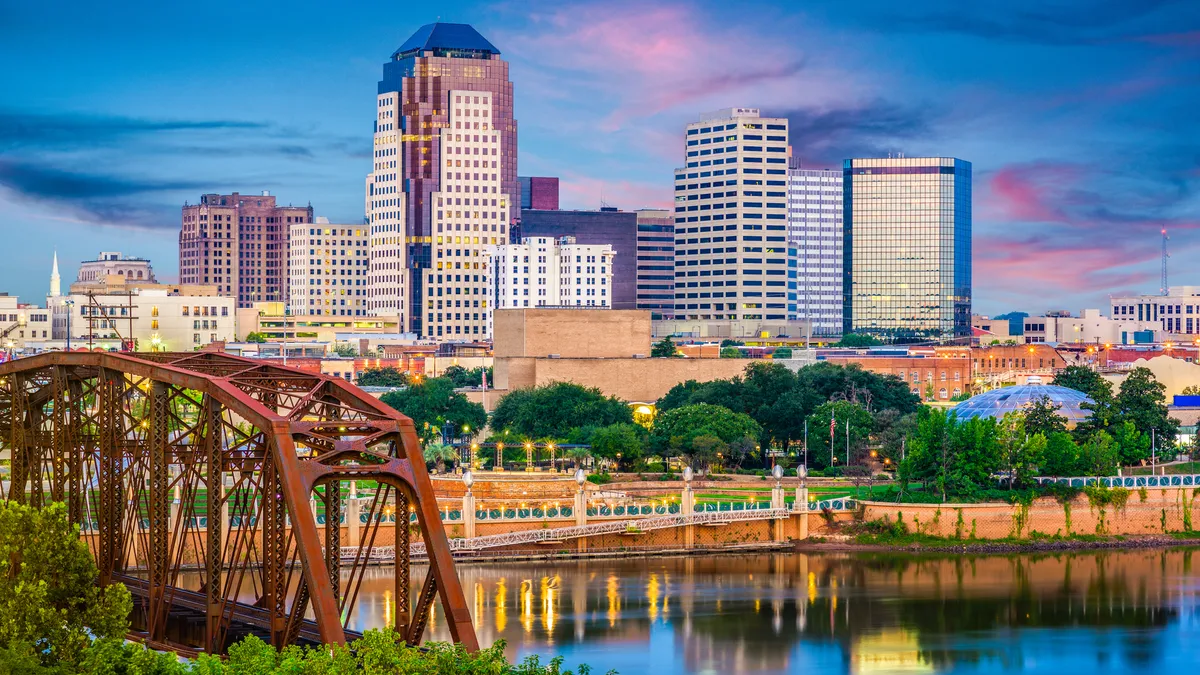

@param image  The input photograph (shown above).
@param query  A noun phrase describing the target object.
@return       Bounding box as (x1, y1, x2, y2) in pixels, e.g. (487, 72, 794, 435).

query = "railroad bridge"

(0, 351, 476, 654)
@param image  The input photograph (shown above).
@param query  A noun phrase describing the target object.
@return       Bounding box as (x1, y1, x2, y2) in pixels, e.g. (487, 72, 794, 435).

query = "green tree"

(900, 410, 1000, 501)
(651, 336, 678, 358)
(772, 346, 793, 359)
(422, 442, 458, 474)
(441, 365, 494, 388)
(356, 367, 409, 387)
(1110, 420, 1151, 466)
(1024, 394, 1068, 438)
(997, 413, 1045, 489)
(804, 400, 873, 471)
(380, 377, 486, 439)
(1182, 384, 1200, 396)
(1041, 431, 1081, 477)
(720, 346, 742, 358)
(686, 434, 728, 473)
(1113, 367, 1178, 447)
(1078, 430, 1120, 476)
(0, 502, 132, 669)
(1054, 365, 1117, 433)
(837, 333, 883, 348)
(720, 339, 745, 348)
(650, 403, 761, 460)
(490, 382, 633, 440)
(589, 422, 647, 470)
(244, 331, 267, 343)
(332, 342, 358, 357)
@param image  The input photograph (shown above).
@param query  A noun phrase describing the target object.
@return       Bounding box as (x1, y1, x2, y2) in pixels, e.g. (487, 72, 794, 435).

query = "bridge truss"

(0, 351, 476, 654)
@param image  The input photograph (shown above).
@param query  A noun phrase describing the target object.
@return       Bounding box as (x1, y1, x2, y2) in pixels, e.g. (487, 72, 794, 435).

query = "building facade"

(179, 192, 312, 308)
(50, 289, 236, 351)
(365, 22, 517, 342)
(673, 108, 794, 322)
(842, 157, 972, 341)
(77, 252, 156, 284)
(635, 209, 675, 318)
(489, 236, 614, 313)
(518, 208, 638, 310)
(787, 166, 842, 335)
(1110, 287, 1200, 339)
(519, 176, 559, 210)
(288, 219, 370, 316)
(1023, 308, 1159, 345)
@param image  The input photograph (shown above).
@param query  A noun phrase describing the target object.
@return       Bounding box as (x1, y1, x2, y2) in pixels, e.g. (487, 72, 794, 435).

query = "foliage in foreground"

(0, 502, 611, 675)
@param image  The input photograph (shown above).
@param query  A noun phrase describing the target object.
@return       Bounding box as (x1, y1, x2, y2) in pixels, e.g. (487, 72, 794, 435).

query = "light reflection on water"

(346, 549, 1200, 674)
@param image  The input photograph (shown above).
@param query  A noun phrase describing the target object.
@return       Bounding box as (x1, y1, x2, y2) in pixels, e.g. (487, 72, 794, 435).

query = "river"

(347, 549, 1200, 674)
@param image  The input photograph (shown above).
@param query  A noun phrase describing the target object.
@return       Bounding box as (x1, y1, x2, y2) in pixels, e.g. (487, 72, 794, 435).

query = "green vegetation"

(650, 336, 678, 358)
(650, 403, 760, 472)
(836, 333, 884, 348)
(357, 366, 409, 387)
(491, 382, 632, 441)
(443, 364, 493, 389)
(771, 347, 793, 359)
(244, 331, 267, 343)
(381, 376, 486, 444)
(332, 342, 358, 357)
(719, 346, 743, 358)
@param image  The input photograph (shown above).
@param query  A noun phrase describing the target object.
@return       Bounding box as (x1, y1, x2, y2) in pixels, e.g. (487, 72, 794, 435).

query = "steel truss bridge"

(0, 351, 476, 654)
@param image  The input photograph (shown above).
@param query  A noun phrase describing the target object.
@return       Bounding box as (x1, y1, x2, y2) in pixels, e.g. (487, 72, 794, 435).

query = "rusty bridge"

(0, 351, 476, 654)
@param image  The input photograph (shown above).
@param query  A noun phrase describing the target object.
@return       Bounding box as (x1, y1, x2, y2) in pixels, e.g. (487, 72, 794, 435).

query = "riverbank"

(797, 532, 1200, 555)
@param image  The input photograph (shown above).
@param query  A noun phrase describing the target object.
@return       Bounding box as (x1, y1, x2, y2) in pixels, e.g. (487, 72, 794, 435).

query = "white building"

(489, 236, 614, 314)
(1023, 308, 1158, 345)
(0, 294, 52, 356)
(50, 289, 237, 351)
(288, 218, 369, 317)
(1110, 287, 1200, 339)
(787, 165, 842, 335)
(674, 108, 794, 322)
(76, 252, 156, 284)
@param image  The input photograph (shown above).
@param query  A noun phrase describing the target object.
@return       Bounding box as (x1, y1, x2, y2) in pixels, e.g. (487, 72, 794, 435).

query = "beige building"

(288, 218, 370, 317)
(652, 317, 811, 342)
(1023, 308, 1157, 345)
(674, 107, 792, 322)
(0, 295, 52, 353)
(77, 252, 156, 283)
(48, 288, 236, 351)
(236, 302, 403, 343)
(971, 314, 1013, 343)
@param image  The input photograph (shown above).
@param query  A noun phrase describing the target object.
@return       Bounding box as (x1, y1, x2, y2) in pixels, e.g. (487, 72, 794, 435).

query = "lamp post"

(462, 469, 476, 538)
(150, 334, 161, 353)
(64, 299, 74, 351)
(525, 441, 533, 471)
(495, 442, 504, 471)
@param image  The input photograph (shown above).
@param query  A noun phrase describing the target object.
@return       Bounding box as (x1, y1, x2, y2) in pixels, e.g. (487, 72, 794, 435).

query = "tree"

(1041, 431, 1081, 477)
(422, 442, 459, 473)
(332, 343, 358, 357)
(380, 377, 486, 440)
(804, 401, 873, 471)
(442, 365, 493, 389)
(244, 331, 267, 343)
(658, 380, 703, 412)
(686, 434, 728, 473)
(1078, 430, 1120, 476)
(490, 382, 632, 440)
(650, 403, 761, 462)
(1110, 420, 1151, 466)
(1024, 394, 1068, 438)
(1183, 384, 1200, 396)
(0, 502, 132, 669)
(720, 346, 742, 358)
(837, 333, 883, 348)
(357, 367, 409, 387)
(900, 410, 999, 501)
(772, 346, 793, 359)
(1114, 367, 1178, 447)
(651, 336, 678, 358)
(720, 339, 745, 348)
(589, 422, 647, 470)
(997, 413, 1045, 489)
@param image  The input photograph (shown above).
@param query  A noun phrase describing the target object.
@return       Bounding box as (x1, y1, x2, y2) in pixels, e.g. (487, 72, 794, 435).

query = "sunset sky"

(1, 0, 1197, 315)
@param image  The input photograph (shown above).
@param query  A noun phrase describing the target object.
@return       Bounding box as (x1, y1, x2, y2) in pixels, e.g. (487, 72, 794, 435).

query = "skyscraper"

(366, 22, 517, 341)
(842, 157, 972, 341)
(288, 218, 370, 317)
(179, 192, 312, 308)
(787, 165, 842, 335)
(634, 209, 674, 318)
(673, 108, 792, 321)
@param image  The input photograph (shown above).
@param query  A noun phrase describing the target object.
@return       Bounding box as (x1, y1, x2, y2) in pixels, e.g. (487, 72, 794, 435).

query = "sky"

(0, 0, 1197, 316)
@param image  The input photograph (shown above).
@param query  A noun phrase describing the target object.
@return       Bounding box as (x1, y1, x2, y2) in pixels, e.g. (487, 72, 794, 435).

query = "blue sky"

(1, 0, 1197, 315)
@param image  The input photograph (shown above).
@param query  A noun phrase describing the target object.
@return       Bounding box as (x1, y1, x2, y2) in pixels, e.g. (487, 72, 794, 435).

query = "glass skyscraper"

(787, 166, 843, 335)
(842, 157, 971, 341)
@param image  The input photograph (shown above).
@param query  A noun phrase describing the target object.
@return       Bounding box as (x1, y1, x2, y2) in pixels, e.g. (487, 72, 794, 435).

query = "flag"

(829, 416, 836, 436)
(481, 368, 487, 392)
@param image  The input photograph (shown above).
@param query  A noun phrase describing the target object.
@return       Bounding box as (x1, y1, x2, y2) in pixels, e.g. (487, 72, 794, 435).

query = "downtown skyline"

(0, 0, 1198, 315)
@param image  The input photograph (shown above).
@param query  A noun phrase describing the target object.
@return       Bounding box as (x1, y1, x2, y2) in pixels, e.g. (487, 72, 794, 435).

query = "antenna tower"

(1161, 229, 1170, 296)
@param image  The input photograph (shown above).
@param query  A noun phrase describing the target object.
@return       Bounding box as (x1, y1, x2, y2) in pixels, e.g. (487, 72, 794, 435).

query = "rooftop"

(392, 22, 499, 60)
(952, 383, 1094, 425)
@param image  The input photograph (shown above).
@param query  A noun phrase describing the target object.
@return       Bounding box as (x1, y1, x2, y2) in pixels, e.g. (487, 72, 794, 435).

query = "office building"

(635, 209, 674, 318)
(842, 157, 972, 341)
(673, 108, 793, 321)
(489, 236, 614, 315)
(179, 192, 312, 308)
(519, 208, 637, 309)
(77, 252, 156, 284)
(1110, 287, 1200, 338)
(787, 165, 842, 335)
(519, 176, 559, 210)
(1022, 309, 1159, 345)
(365, 22, 517, 342)
(288, 218, 370, 316)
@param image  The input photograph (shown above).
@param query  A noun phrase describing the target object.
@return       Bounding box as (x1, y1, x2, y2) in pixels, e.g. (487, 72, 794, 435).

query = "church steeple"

(49, 251, 61, 298)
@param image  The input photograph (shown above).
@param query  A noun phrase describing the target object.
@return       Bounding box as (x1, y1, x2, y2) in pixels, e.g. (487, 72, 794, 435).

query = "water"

(348, 549, 1200, 674)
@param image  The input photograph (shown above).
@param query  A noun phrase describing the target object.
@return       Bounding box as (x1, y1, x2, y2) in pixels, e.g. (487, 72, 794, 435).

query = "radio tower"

(1161, 228, 1170, 295)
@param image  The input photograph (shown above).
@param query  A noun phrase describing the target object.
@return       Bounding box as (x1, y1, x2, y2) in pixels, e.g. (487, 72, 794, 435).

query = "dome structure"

(952, 383, 1094, 425)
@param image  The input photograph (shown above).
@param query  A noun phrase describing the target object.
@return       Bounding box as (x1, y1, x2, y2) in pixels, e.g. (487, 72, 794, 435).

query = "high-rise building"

(673, 108, 793, 321)
(842, 157, 972, 341)
(366, 22, 517, 342)
(634, 209, 674, 318)
(488, 235, 614, 312)
(518, 207, 637, 309)
(519, 176, 559, 210)
(288, 218, 370, 316)
(179, 192, 312, 308)
(787, 166, 842, 335)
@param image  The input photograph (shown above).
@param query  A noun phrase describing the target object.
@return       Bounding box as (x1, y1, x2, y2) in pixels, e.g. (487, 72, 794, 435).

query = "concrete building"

(517, 207, 638, 310)
(489, 236, 615, 313)
(518, 176, 559, 210)
(635, 209, 675, 318)
(787, 165, 842, 335)
(674, 108, 793, 322)
(179, 192, 313, 308)
(365, 22, 517, 342)
(50, 287, 236, 351)
(843, 157, 972, 341)
(77, 252, 156, 284)
(288, 218, 370, 317)
(1110, 287, 1200, 340)
(0, 294, 52, 355)
(819, 352, 971, 401)
(1022, 309, 1157, 345)
(236, 302, 403, 343)
(972, 314, 1013, 343)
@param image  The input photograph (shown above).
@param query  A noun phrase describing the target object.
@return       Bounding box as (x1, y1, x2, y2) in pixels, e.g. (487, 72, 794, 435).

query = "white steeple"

(49, 251, 61, 297)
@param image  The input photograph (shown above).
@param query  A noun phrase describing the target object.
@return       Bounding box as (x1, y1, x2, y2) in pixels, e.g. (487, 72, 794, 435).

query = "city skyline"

(1, 0, 1197, 315)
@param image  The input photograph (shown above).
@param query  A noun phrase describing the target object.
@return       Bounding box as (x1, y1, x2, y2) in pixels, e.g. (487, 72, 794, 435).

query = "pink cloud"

(556, 172, 670, 211)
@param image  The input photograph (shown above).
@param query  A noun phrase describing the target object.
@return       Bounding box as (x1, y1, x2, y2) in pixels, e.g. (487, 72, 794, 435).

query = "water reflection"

(348, 549, 1200, 674)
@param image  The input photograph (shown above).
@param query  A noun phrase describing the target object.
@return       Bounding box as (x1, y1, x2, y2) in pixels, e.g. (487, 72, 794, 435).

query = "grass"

(1126, 461, 1200, 476)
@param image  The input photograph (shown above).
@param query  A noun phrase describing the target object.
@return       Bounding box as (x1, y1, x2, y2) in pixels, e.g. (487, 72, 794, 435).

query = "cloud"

(557, 172, 670, 211)
(0, 109, 266, 150)
(779, 101, 935, 166)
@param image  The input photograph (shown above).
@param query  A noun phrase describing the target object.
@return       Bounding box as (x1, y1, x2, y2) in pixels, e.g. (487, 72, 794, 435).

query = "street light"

(150, 334, 162, 353)
(64, 299, 75, 351)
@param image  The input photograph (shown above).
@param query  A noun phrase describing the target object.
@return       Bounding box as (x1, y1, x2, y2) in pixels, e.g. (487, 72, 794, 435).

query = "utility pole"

(1161, 229, 1170, 296)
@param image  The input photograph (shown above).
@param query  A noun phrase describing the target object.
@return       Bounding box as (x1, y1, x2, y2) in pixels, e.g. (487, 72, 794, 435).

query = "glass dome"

(951, 384, 1094, 425)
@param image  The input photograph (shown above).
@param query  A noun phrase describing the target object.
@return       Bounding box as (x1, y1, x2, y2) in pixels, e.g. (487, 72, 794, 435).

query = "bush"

(586, 472, 613, 486)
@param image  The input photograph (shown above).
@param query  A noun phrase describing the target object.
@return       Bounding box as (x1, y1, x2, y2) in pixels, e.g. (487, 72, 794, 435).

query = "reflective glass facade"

(843, 157, 971, 341)
(788, 167, 843, 335)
